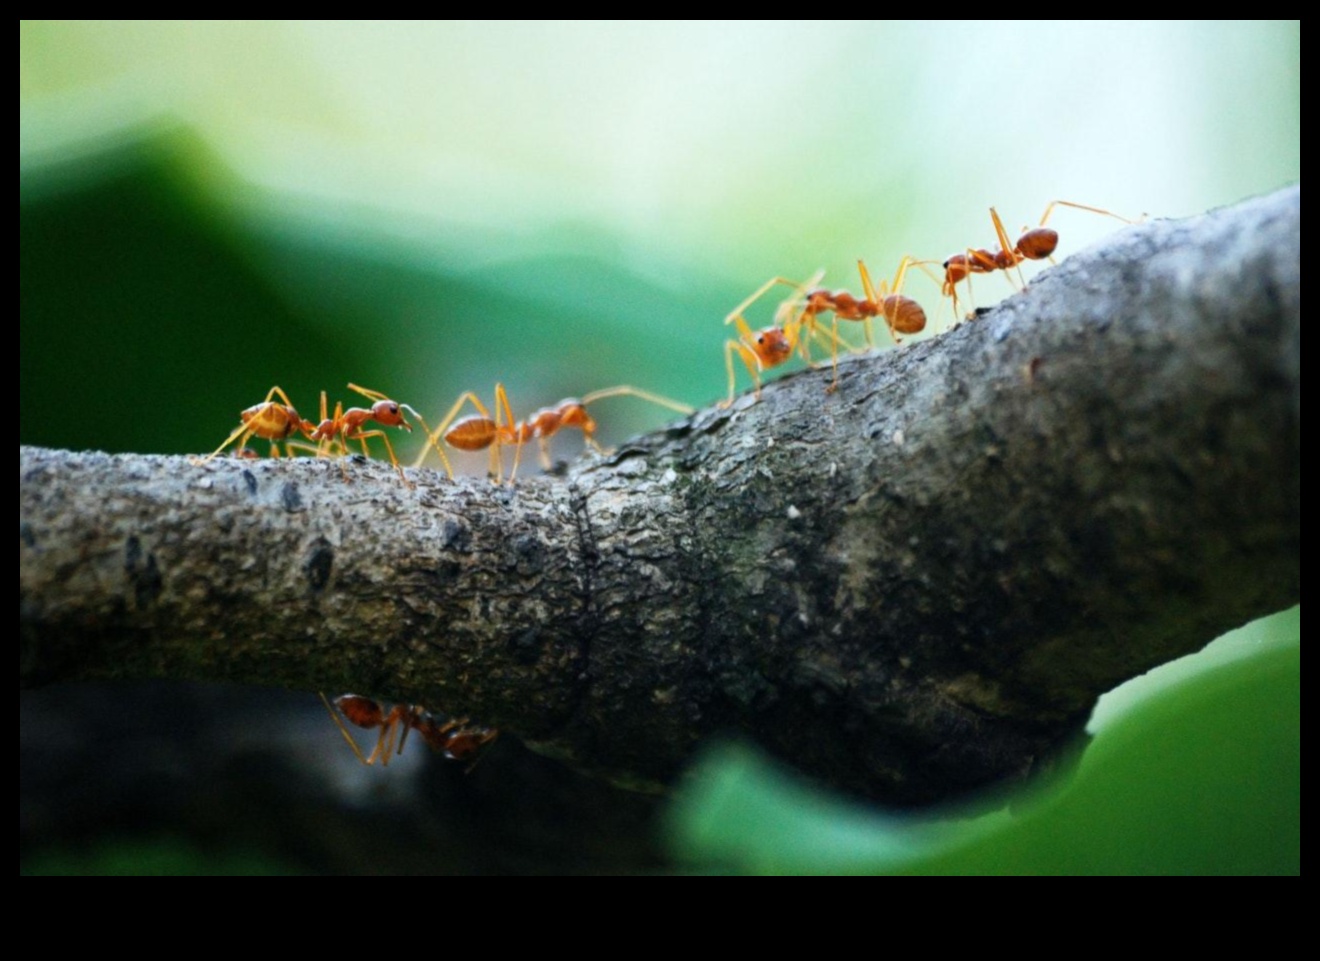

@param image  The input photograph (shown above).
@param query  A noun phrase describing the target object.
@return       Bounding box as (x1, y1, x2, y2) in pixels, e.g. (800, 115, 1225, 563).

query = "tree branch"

(20, 186, 1300, 804)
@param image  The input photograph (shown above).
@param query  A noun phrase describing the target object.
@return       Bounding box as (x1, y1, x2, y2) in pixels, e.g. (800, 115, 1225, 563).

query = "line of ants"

(195, 199, 1137, 770)
(190, 381, 694, 488)
(195, 199, 1137, 487)
(722, 200, 1137, 403)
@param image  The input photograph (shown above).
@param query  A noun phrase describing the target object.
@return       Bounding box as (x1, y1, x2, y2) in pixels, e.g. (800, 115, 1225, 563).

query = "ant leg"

(804, 320, 850, 356)
(372, 705, 411, 767)
(771, 268, 826, 332)
(804, 309, 843, 386)
(724, 275, 812, 328)
(877, 256, 906, 341)
(346, 383, 390, 404)
(725, 313, 770, 402)
(879, 256, 930, 341)
(897, 257, 948, 332)
(192, 423, 256, 464)
(495, 383, 524, 484)
(564, 387, 694, 459)
(794, 311, 843, 392)
(727, 270, 824, 377)
(265, 386, 298, 411)
(939, 250, 982, 323)
(1039, 200, 1136, 228)
(776, 269, 826, 317)
(578, 386, 694, 415)
(723, 336, 763, 408)
(788, 308, 818, 368)
(320, 692, 373, 766)
(391, 706, 420, 762)
(314, 393, 336, 457)
(989, 208, 1029, 289)
(950, 247, 995, 321)
(962, 262, 980, 320)
(826, 312, 842, 392)
(193, 385, 298, 463)
(398, 405, 452, 479)
(285, 439, 328, 458)
(325, 398, 356, 480)
(856, 259, 885, 350)
(369, 718, 391, 766)
(1029, 201, 1139, 265)
(374, 431, 412, 488)
(348, 429, 413, 489)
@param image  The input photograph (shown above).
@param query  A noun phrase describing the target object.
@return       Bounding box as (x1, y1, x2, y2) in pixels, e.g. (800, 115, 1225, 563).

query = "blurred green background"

(20, 21, 1299, 874)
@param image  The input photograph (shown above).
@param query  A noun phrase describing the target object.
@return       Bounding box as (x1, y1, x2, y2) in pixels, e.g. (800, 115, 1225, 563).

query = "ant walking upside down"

(320, 693, 499, 769)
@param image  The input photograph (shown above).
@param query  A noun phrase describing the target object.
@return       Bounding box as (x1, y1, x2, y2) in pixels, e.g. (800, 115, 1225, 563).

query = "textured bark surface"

(20, 186, 1300, 804)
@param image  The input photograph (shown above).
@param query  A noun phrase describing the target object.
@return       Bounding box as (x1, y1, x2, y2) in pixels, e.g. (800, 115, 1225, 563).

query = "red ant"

(308, 383, 448, 487)
(413, 384, 692, 483)
(789, 256, 927, 369)
(320, 693, 499, 768)
(941, 201, 1136, 319)
(723, 258, 927, 401)
(192, 386, 317, 463)
(722, 270, 823, 406)
(412, 383, 529, 483)
(521, 385, 692, 467)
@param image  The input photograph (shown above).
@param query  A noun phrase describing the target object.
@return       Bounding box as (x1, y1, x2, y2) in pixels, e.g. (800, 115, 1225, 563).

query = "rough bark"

(19, 186, 1300, 805)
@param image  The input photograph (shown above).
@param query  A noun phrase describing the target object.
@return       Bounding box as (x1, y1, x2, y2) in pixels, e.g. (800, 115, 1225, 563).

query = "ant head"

(754, 326, 793, 366)
(443, 727, 499, 763)
(803, 288, 833, 310)
(372, 400, 412, 431)
(556, 402, 595, 435)
(943, 253, 971, 281)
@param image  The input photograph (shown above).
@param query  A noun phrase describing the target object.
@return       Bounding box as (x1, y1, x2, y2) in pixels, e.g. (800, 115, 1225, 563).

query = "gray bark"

(19, 185, 1300, 805)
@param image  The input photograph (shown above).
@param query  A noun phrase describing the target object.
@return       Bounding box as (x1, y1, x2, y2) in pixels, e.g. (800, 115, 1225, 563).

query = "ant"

(722, 270, 824, 407)
(320, 693, 499, 769)
(788, 256, 928, 368)
(520, 385, 693, 467)
(414, 384, 693, 483)
(413, 383, 529, 483)
(941, 201, 1136, 319)
(308, 383, 448, 487)
(723, 258, 927, 401)
(192, 386, 317, 463)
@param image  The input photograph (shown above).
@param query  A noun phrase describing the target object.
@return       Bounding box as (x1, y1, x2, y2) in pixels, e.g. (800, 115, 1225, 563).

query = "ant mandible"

(319, 693, 499, 768)
(308, 383, 448, 487)
(941, 201, 1136, 319)
(191, 386, 317, 463)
